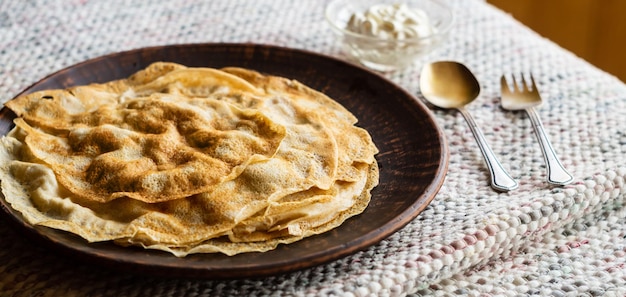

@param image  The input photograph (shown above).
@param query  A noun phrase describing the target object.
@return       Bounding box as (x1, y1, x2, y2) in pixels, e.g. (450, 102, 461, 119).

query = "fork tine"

(512, 74, 521, 92)
(500, 75, 511, 93)
(529, 74, 539, 93)
(520, 73, 530, 92)
(501, 73, 540, 94)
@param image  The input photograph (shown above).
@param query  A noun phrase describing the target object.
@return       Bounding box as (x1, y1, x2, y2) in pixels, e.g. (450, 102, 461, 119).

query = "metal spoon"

(420, 61, 518, 191)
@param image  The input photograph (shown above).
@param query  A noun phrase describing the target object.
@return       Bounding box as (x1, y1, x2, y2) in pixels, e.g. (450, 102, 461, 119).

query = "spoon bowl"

(420, 61, 480, 109)
(420, 61, 518, 192)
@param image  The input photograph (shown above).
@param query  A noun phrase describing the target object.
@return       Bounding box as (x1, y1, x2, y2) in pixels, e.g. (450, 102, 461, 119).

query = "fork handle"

(458, 107, 518, 192)
(526, 107, 574, 185)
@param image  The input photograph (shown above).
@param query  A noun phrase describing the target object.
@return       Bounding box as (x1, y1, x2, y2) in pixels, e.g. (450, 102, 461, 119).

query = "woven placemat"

(1, 0, 625, 296)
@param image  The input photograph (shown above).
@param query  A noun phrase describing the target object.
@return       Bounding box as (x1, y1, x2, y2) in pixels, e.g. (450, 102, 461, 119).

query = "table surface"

(1, 0, 625, 296)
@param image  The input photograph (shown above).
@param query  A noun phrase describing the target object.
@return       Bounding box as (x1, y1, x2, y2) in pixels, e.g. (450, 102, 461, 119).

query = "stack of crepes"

(0, 62, 379, 256)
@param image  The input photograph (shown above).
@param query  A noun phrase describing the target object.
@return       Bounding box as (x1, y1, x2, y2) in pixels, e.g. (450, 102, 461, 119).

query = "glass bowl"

(325, 0, 454, 72)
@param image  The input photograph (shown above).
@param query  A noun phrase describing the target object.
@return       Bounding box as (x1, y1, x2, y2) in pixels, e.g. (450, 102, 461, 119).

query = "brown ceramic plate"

(0, 43, 448, 279)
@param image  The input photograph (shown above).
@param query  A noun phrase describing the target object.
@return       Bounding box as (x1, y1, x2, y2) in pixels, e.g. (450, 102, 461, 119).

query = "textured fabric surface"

(1, 0, 625, 296)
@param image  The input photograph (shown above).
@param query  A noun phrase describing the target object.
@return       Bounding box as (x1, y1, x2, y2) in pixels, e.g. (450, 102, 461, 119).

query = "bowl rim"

(325, 0, 455, 43)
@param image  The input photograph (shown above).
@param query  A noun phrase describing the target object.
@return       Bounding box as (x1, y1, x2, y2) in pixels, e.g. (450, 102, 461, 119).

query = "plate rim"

(0, 42, 449, 279)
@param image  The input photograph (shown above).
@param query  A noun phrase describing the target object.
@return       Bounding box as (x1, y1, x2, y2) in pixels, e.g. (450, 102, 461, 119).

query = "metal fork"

(500, 74, 574, 186)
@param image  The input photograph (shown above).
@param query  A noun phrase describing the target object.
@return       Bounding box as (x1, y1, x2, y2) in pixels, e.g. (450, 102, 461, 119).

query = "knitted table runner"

(1, 0, 625, 296)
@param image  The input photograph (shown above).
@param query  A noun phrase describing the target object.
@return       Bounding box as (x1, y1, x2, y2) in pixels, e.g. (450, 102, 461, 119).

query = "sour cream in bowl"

(326, 0, 454, 72)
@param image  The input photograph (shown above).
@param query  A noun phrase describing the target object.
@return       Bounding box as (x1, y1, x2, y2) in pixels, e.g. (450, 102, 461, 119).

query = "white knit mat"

(1, 0, 625, 296)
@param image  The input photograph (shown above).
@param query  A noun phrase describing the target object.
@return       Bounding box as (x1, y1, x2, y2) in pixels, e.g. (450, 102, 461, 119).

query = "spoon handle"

(458, 108, 518, 192)
(525, 107, 573, 185)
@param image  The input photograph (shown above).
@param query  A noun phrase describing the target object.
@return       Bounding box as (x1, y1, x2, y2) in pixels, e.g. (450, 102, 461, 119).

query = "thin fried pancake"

(0, 62, 379, 256)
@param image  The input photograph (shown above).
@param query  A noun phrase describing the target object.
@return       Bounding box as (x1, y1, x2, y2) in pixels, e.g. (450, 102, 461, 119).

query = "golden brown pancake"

(0, 62, 379, 256)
